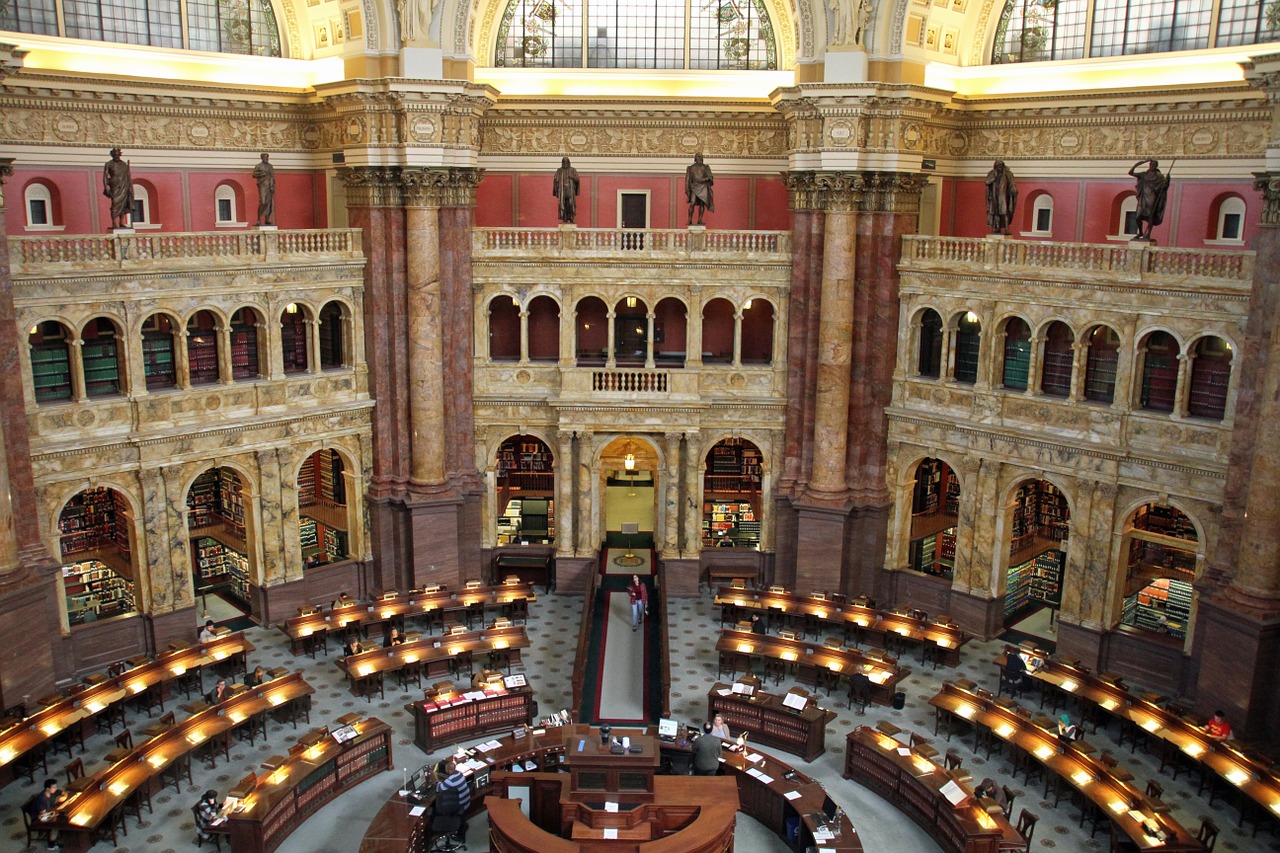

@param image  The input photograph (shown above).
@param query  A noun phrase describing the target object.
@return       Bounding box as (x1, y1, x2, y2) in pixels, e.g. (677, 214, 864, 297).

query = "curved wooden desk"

(358, 723, 861, 852)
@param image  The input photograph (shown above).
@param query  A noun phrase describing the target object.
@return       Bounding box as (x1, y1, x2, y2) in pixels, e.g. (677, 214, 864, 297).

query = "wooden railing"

(656, 555, 672, 719)
(901, 235, 1254, 284)
(474, 227, 791, 258)
(571, 550, 602, 720)
(9, 228, 364, 273)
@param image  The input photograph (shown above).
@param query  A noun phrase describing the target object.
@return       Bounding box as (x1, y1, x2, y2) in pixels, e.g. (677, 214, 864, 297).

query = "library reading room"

(1, 0, 1279, 850)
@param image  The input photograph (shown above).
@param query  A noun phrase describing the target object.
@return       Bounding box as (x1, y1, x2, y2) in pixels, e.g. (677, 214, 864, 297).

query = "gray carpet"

(2, 590, 1274, 852)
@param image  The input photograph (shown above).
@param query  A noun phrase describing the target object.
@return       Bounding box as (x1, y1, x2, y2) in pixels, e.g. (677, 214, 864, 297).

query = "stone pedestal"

(1191, 593, 1280, 740)
(792, 502, 850, 595)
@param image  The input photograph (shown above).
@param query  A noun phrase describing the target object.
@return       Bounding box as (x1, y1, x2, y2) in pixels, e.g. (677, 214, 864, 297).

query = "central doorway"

(602, 437, 656, 554)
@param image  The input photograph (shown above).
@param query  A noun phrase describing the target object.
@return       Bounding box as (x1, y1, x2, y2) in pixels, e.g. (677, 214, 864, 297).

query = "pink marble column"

(404, 198, 446, 490)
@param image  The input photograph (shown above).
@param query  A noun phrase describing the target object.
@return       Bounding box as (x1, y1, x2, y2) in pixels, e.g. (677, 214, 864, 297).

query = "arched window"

(130, 184, 152, 227)
(1139, 331, 1179, 413)
(489, 296, 521, 361)
(496, 0, 777, 69)
(230, 308, 261, 380)
(187, 310, 220, 385)
(29, 321, 73, 403)
(1084, 325, 1120, 404)
(653, 297, 687, 367)
(1187, 336, 1232, 421)
(281, 304, 310, 374)
(1, 0, 281, 56)
(917, 309, 943, 377)
(81, 317, 123, 397)
(993, 0, 1278, 63)
(1040, 321, 1074, 397)
(1029, 194, 1053, 235)
(953, 312, 981, 384)
(740, 299, 774, 364)
(701, 298, 735, 364)
(528, 295, 561, 361)
(24, 182, 59, 229)
(142, 313, 178, 390)
(1001, 318, 1031, 390)
(319, 302, 346, 369)
(1213, 196, 1246, 243)
(575, 297, 609, 366)
(614, 296, 649, 365)
(215, 185, 240, 226)
(1118, 196, 1138, 238)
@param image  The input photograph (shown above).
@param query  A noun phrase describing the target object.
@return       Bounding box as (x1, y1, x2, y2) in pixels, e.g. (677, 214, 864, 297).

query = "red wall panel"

(754, 177, 791, 231)
(475, 173, 514, 227)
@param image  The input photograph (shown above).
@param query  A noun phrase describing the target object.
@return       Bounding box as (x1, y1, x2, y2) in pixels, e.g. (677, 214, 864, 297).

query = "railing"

(570, 552, 602, 720)
(474, 227, 790, 258)
(591, 370, 669, 393)
(10, 228, 364, 272)
(901, 235, 1254, 285)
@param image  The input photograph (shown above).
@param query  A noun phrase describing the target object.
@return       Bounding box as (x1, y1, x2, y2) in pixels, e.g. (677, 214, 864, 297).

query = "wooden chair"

(1145, 779, 1163, 799)
(764, 657, 789, 686)
(944, 749, 964, 773)
(1002, 786, 1017, 816)
(135, 681, 166, 717)
(93, 801, 128, 846)
(503, 597, 529, 625)
(846, 673, 872, 716)
(50, 720, 85, 758)
(463, 601, 485, 630)
(1198, 817, 1219, 851)
(160, 750, 193, 794)
(104, 729, 134, 764)
(451, 650, 474, 678)
(487, 648, 514, 675)
(198, 728, 232, 769)
(355, 670, 385, 703)
(1016, 809, 1038, 845)
(397, 660, 424, 691)
(64, 756, 85, 788)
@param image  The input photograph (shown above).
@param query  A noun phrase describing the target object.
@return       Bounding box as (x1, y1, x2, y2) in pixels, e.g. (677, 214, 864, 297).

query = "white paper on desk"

(746, 752, 763, 762)
(757, 774, 774, 784)
(940, 779, 968, 806)
(813, 827, 835, 841)
(476, 740, 503, 752)
(746, 767, 762, 778)
(717, 688, 732, 696)
(784, 790, 802, 800)
(463, 690, 486, 700)
(603, 828, 618, 840)
(897, 747, 912, 756)
(605, 802, 619, 813)
(409, 806, 426, 817)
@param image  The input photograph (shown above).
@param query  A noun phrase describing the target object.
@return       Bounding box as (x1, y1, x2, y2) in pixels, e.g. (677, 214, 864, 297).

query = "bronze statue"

(253, 153, 276, 226)
(685, 153, 714, 226)
(102, 148, 133, 230)
(1129, 159, 1171, 241)
(984, 160, 1017, 235)
(553, 157, 580, 223)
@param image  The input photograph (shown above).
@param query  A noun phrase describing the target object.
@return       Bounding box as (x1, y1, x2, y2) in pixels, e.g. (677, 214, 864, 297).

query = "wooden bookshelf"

(707, 683, 833, 761)
(410, 686, 536, 753)
(30, 339, 72, 403)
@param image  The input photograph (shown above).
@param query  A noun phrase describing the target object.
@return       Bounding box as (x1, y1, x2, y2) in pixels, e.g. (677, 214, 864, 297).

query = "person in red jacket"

(627, 575, 649, 632)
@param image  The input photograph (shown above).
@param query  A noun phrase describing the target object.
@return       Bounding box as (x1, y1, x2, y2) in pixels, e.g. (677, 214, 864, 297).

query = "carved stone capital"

(337, 166, 404, 207)
(402, 167, 483, 207)
(860, 171, 930, 213)
(1253, 171, 1280, 226)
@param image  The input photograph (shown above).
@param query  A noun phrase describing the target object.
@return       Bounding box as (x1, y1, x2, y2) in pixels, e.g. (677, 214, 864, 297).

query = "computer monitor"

(408, 769, 425, 793)
(657, 718, 679, 739)
(822, 794, 838, 821)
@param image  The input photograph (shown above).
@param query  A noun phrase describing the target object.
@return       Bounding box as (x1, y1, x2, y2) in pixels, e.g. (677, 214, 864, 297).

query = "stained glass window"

(497, 0, 776, 70)
(1, 0, 281, 56)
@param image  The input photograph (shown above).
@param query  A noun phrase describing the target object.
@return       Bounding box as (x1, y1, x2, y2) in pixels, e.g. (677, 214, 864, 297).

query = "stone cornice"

(785, 170, 928, 212)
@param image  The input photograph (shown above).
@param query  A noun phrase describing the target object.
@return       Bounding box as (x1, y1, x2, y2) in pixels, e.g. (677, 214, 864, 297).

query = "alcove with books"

(59, 486, 137, 625)
(298, 448, 351, 565)
(1120, 503, 1198, 640)
(701, 437, 762, 548)
(907, 457, 958, 579)
(187, 466, 252, 612)
(1002, 479, 1070, 628)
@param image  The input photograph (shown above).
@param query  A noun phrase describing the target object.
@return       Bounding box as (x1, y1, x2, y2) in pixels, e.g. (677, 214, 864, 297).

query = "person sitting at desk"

(194, 789, 223, 844)
(750, 613, 766, 635)
(1057, 713, 1080, 743)
(27, 778, 62, 850)
(332, 592, 354, 609)
(1204, 710, 1232, 740)
(246, 665, 267, 687)
(692, 721, 722, 775)
(1002, 650, 1027, 692)
(973, 777, 1010, 811)
(384, 627, 404, 648)
(433, 760, 471, 844)
(709, 713, 731, 739)
(199, 619, 218, 642)
(343, 638, 364, 658)
(206, 678, 230, 705)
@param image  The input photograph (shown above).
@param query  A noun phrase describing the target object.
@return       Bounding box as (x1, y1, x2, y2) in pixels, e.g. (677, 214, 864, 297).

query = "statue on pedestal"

(553, 157, 580, 223)
(985, 160, 1017, 235)
(1129, 159, 1171, 241)
(253, 153, 276, 226)
(686, 153, 714, 226)
(102, 148, 133, 230)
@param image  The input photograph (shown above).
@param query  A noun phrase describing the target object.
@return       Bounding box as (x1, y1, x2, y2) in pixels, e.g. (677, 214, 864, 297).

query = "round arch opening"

(1119, 502, 1198, 641)
(59, 486, 138, 626)
(188, 466, 255, 620)
(1002, 479, 1069, 637)
(496, 434, 556, 545)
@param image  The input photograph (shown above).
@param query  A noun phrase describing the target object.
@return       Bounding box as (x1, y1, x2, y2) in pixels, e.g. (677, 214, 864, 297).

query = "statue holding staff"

(984, 159, 1017, 235)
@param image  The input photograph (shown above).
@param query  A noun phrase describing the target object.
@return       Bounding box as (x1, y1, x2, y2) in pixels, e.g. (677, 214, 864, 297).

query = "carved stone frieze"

(480, 106, 787, 158)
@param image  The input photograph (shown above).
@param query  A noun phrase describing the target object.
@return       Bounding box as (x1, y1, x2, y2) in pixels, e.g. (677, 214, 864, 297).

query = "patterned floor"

(1, 590, 1273, 852)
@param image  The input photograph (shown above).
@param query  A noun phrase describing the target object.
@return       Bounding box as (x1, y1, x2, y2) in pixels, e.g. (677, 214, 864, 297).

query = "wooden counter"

(410, 685, 536, 753)
(280, 582, 537, 654)
(715, 628, 910, 705)
(707, 682, 834, 761)
(227, 716, 392, 853)
(0, 631, 253, 788)
(929, 681, 1203, 852)
(844, 726, 1024, 853)
(338, 625, 530, 685)
(714, 586, 968, 665)
(46, 671, 313, 852)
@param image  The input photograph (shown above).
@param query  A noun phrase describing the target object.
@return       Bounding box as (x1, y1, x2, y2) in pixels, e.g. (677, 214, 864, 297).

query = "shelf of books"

(187, 333, 219, 385)
(702, 500, 760, 548)
(30, 340, 72, 403)
(230, 321, 259, 381)
(63, 559, 136, 624)
(142, 331, 176, 389)
(411, 687, 535, 753)
(193, 536, 251, 603)
(497, 438, 554, 492)
(59, 487, 131, 560)
(81, 336, 121, 397)
(704, 439, 762, 493)
(1004, 550, 1064, 622)
(1123, 577, 1192, 639)
(1009, 481, 1070, 557)
(909, 529, 956, 579)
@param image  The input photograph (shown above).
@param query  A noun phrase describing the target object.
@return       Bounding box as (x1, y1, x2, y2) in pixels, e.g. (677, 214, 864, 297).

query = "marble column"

(560, 311, 576, 366)
(682, 431, 702, 555)
(1024, 336, 1042, 395)
(306, 318, 322, 375)
(160, 465, 196, 613)
(662, 432, 681, 557)
(556, 431, 575, 558)
(645, 313, 656, 369)
(605, 311, 617, 368)
(576, 431, 594, 553)
(256, 448, 291, 586)
(402, 175, 446, 491)
(69, 338, 87, 402)
(1171, 352, 1190, 418)
(519, 310, 530, 363)
(731, 311, 743, 367)
(217, 322, 233, 384)
(1067, 342, 1086, 402)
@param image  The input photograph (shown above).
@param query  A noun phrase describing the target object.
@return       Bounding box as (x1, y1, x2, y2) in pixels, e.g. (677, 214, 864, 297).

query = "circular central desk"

(359, 723, 860, 853)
